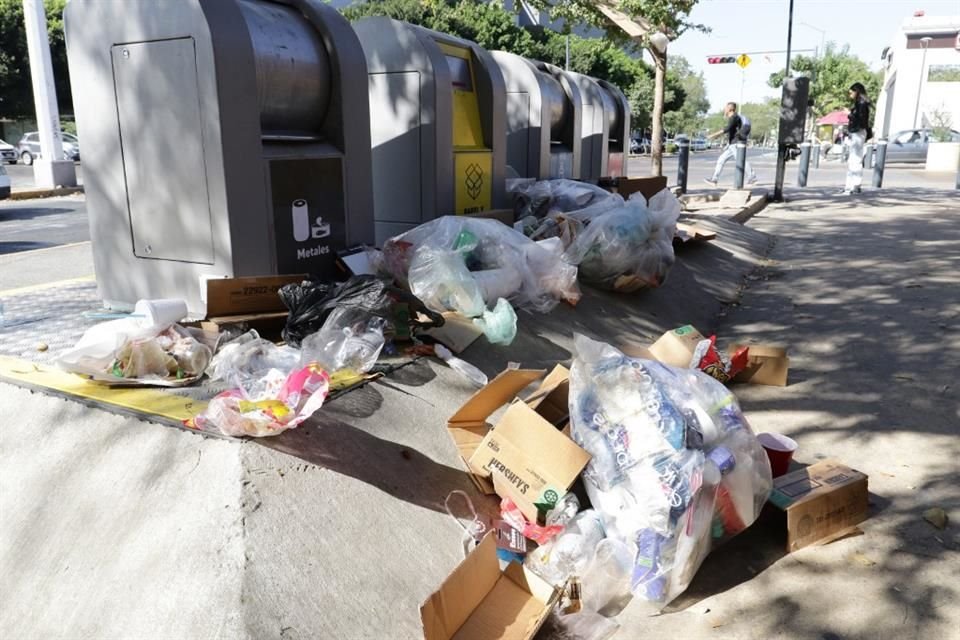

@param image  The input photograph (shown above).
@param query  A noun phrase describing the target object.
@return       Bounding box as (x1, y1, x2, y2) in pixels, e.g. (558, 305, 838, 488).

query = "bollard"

(797, 142, 811, 187)
(734, 143, 747, 190)
(812, 143, 820, 168)
(677, 134, 690, 194)
(872, 139, 888, 188)
(864, 143, 875, 170)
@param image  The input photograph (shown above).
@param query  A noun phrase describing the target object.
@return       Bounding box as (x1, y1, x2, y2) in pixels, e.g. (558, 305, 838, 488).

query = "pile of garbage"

(380, 216, 581, 345)
(509, 179, 681, 292)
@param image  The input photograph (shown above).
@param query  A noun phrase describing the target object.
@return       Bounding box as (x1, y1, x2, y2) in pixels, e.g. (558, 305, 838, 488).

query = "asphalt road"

(0, 195, 89, 255)
(4, 162, 84, 190)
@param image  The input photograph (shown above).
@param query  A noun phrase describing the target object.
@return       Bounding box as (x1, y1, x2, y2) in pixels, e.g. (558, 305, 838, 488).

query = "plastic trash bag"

(189, 363, 330, 437)
(524, 510, 607, 588)
(279, 275, 443, 348)
(567, 334, 772, 610)
(472, 297, 518, 345)
(299, 308, 386, 374)
(508, 179, 622, 222)
(382, 216, 580, 317)
(206, 330, 301, 388)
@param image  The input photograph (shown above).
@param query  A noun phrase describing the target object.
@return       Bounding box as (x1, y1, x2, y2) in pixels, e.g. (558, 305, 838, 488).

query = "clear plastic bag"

(300, 308, 386, 374)
(381, 216, 580, 318)
(206, 331, 301, 388)
(508, 178, 622, 222)
(567, 334, 773, 609)
(472, 297, 518, 345)
(524, 510, 607, 587)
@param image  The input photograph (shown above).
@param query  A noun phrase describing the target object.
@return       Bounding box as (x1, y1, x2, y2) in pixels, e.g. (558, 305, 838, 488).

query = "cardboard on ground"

(199, 274, 305, 333)
(649, 325, 790, 386)
(768, 459, 869, 552)
(420, 534, 560, 640)
(447, 366, 590, 521)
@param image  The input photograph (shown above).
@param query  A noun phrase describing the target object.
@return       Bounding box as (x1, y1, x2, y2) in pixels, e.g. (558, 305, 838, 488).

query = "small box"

(447, 366, 591, 522)
(768, 460, 869, 552)
(648, 324, 705, 368)
(732, 344, 790, 387)
(199, 274, 305, 334)
(421, 534, 561, 640)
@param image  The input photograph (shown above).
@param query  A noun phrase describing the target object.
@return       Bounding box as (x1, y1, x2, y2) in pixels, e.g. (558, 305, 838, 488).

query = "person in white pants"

(705, 102, 757, 185)
(843, 82, 871, 195)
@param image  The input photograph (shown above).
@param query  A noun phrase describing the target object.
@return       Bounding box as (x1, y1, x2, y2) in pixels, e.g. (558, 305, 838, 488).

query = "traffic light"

(707, 56, 737, 64)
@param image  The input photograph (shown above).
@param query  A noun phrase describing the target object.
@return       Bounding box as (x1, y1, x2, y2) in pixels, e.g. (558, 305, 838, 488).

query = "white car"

(0, 163, 11, 200)
(0, 138, 17, 164)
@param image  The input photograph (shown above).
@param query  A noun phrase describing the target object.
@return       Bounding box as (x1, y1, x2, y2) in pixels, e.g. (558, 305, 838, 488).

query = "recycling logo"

(465, 163, 484, 200)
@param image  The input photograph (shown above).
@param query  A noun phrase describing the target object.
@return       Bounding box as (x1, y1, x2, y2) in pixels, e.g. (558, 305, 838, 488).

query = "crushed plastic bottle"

(434, 344, 488, 388)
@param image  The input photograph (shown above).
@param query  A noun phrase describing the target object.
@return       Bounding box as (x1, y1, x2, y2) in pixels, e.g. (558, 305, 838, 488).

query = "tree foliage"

(662, 55, 708, 134)
(342, 0, 700, 134)
(0, 0, 70, 118)
(767, 43, 882, 121)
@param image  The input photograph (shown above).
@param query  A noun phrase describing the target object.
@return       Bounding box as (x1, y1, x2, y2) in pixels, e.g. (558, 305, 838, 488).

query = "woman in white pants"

(843, 83, 871, 195)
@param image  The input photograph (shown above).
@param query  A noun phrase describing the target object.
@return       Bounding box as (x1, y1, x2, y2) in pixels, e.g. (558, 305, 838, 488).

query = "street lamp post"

(913, 36, 933, 128)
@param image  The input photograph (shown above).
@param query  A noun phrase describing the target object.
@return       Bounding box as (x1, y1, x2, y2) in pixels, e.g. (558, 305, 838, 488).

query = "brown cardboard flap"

(424, 313, 485, 353)
(493, 403, 590, 488)
(204, 274, 305, 317)
(649, 325, 706, 368)
(448, 369, 546, 429)
(675, 222, 717, 243)
(523, 365, 570, 427)
(421, 535, 501, 640)
(606, 176, 668, 201)
(732, 344, 790, 386)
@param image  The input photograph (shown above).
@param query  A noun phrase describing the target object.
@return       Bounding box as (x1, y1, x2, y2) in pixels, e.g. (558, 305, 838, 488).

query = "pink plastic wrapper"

(500, 497, 565, 545)
(187, 363, 330, 437)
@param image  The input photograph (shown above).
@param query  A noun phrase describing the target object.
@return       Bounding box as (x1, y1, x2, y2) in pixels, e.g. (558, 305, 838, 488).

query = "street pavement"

(1, 174, 958, 638)
(4, 162, 84, 191)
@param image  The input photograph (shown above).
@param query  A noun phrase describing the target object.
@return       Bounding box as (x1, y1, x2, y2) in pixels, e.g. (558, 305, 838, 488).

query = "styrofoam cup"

(134, 298, 188, 328)
(757, 432, 798, 478)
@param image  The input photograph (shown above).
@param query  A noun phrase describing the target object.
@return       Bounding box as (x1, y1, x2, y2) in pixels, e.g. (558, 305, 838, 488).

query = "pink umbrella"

(817, 110, 848, 126)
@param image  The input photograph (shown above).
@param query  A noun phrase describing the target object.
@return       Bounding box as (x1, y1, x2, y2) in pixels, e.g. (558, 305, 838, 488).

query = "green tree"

(662, 55, 708, 135)
(767, 43, 882, 122)
(0, 0, 70, 118)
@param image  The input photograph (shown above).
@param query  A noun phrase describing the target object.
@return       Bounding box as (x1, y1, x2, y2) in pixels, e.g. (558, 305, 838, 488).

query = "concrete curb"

(728, 191, 770, 224)
(10, 186, 84, 200)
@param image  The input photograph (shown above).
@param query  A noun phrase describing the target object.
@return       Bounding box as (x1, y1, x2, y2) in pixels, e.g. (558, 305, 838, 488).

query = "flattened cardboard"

(675, 222, 717, 243)
(424, 313, 485, 353)
(602, 176, 668, 202)
(649, 325, 705, 368)
(448, 367, 590, 520)
(732, 344, 790, 386)
(204, 274, 305, 317)
(768, 460, 869, 552)
(421, 534, 560, 640)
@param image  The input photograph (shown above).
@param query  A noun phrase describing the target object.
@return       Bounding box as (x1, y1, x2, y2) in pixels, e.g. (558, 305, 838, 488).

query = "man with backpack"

(705, 102, 757, 185)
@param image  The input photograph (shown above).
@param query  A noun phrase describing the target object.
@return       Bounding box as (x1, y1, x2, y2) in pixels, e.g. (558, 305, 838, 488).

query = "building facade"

(875, 14, 960, 138)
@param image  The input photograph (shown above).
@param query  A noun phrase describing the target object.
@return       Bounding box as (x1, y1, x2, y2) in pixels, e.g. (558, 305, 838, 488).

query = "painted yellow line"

(0, 356, 207, 423)
(0, 274, 96, 297)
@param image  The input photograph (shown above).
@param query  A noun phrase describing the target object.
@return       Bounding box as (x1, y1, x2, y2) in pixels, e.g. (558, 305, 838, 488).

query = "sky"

(663, 0, 960, 112)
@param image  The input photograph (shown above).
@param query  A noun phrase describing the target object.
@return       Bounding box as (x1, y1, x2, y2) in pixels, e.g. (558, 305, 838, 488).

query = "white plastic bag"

(567, 334, 772, 609)
(300, 308, 386, 374)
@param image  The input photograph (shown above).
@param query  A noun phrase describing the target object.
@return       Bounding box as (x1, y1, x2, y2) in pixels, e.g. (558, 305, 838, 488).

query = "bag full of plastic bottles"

(567, 334, 772, 610)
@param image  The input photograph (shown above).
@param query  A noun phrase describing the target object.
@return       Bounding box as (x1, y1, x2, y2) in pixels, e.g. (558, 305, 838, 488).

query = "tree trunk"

(651, 45, 666, 176)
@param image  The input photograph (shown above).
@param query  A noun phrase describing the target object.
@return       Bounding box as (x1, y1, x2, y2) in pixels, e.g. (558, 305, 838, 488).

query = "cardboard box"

(732, 344, 790, 386)
(675, 222, 717, 244)
(199, 274, 305, 334)
(448, 367, 591, 522)
(768, 460, 869, 552)
(421, 534, 561, 640)
(648, 324, 705, 368)
(600, 175, 668, 202)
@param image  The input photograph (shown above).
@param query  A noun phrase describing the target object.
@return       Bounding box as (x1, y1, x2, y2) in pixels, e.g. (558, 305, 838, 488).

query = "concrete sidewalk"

(1, 190, 957, 639)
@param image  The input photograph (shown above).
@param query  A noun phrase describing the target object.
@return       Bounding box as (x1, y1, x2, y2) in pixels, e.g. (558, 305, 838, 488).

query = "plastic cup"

(757, 432, 798, 478)
(134, 298, 188, 328)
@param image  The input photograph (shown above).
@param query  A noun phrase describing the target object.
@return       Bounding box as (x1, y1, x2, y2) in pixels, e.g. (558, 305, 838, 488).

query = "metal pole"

(676, 135, 690, 194)
(813, 142, 821, 168)
(864, 143, 874, 169)
(565, 35, 570, 71)
(22, 0, 76, 188)
(872, 139, 887, 188)
(913, 40, 930, 128)
(734, 143, 747, 189)
(773, 0, 796, 203)
(797, 142, 811, 187)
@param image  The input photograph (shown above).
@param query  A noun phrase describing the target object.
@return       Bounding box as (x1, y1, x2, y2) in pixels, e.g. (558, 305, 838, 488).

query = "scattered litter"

(849, 551, 877, 567)
(434, 344, 488, 388)
(36, 342, 48, 352)
(300, 308, 387, 374)
(923, 507, 948, 530)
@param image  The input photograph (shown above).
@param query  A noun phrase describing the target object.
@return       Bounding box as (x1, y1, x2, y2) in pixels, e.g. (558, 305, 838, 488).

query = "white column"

(23, 0, 76, 188)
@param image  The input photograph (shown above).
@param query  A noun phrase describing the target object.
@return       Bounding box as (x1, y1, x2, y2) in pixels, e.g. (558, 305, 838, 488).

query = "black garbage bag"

(279, 275, 444, 347)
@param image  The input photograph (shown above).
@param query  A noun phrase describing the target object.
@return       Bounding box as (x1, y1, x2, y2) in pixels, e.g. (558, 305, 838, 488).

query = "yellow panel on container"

(454, 151, 493, 214)
(437, 41, 485, 150)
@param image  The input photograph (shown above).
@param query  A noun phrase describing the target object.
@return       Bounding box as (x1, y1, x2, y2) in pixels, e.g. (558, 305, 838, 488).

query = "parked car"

(885, 128, 960, 163)
(0, 138, 18, 164)
(0, 163, 10, 200)
(16, 131, 81, 165)
(691, 137, 708, 151)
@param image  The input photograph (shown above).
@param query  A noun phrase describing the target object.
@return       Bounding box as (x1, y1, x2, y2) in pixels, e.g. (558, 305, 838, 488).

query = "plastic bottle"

(434, 344, 488, 388)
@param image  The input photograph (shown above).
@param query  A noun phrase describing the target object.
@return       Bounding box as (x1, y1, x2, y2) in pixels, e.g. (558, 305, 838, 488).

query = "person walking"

(705, 102, 757, 185)
(842, 82, 871, 195)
